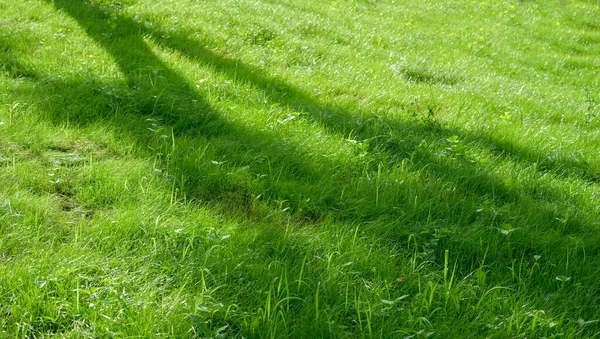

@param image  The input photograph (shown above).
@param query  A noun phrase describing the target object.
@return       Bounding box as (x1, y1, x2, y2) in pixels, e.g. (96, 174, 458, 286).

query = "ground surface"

(1, 0, 600, 337)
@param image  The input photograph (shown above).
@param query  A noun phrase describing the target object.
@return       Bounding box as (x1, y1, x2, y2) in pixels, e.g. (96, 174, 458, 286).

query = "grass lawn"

(1, 0, 600, 337)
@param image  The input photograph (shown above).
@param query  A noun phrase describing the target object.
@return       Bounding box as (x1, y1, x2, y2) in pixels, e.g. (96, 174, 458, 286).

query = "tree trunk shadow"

(32, 0, 597, 243)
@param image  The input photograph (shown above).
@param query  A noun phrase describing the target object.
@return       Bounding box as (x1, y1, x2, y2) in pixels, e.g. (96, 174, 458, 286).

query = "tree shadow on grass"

(151, 25, 600, 181)
(1, 0, 598, 335)
(0, 0, 576, 244)
(21, 0, 600, 299)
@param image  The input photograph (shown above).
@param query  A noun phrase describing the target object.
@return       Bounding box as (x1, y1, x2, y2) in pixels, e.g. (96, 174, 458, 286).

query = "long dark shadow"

(143, 16, 600, 185)
(143, 23, 598, 234)
(40, 0, 597, 242)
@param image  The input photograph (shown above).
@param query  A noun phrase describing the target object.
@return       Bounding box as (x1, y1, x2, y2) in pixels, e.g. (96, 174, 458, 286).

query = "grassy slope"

(1, 0, 599, 337)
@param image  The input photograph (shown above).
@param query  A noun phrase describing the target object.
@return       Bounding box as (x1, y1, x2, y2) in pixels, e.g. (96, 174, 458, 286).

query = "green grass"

(1, 0, 600, 337)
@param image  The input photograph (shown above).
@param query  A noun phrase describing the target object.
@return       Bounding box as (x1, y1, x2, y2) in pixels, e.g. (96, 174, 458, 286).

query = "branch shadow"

(15, 0, 590, 242)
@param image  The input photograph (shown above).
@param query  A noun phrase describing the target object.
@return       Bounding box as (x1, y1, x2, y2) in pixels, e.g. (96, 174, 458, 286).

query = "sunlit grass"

(1, 0, 599, 337)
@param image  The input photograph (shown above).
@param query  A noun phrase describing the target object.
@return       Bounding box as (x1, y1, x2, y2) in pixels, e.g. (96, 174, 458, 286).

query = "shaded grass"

(1, 0, 600, 337)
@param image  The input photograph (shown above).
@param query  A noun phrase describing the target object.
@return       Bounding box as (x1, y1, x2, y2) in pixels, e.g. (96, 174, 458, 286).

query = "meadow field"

(1, 0, 600, 337)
